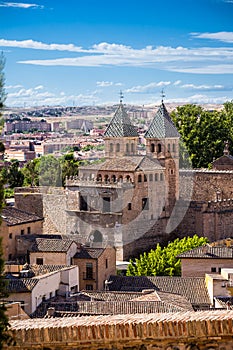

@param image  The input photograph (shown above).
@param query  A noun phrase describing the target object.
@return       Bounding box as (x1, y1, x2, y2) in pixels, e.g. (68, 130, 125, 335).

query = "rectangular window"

(211, 267, 216, 273)
(20, 229, 24, 235)
(142, 198, 149, 210)
(27, 227, 31, 234)
(144, 174, 147, 182)
(106, 259, 108, 269)
(36, 258, 44, 265)
(103, 197, 110, 213)
(86, 284, 93, 290)
(160, 173, 164, 181)
(127, 203, 132, 210)
(80, 195, 88, 211)
(155, 174, 158, 181)
(149, 174, 153, 181)
(86, 262, 93, 279)
(9, 233, 12, 239)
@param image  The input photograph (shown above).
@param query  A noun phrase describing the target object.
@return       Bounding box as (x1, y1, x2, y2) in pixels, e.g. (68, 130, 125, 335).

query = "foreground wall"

(6, 310, 233, 350)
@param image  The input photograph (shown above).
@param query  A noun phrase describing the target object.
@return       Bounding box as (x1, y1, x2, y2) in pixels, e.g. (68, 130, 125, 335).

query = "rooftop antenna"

(161, 89, 165, 103)
(119, 90, 124, 103)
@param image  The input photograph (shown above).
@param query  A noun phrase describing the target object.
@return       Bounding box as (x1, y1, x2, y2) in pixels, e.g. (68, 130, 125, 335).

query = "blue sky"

(1, 0, 233, 107)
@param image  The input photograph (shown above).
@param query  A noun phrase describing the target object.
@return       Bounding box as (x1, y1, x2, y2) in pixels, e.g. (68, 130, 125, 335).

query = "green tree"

(60, 152, 79, 186)
(171, 104, 231, 168)
(7, 160, 24, 188)
(22, 158, 41, 186)
(38, 155, 62, 187)
(126, 235, 208, 277)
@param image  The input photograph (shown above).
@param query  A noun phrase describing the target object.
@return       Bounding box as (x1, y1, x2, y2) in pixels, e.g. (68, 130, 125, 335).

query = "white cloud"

(191, 31, 233, 43)
(173, 80, 182, 86)
(6, 84, 23, 89)
(126, 81, 171, 93)
(181, 83, 225, 90)
(167, 64, 233, 74)
(6, 85, 100, 107)
(96, 81, 113, 87)
(0, 2, 44, 8)
(0, 39, 83, 52)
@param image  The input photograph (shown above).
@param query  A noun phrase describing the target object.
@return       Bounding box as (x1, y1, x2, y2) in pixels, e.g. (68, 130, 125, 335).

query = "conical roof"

(104, 103, 138, 137)
(145, 103, 180, 138)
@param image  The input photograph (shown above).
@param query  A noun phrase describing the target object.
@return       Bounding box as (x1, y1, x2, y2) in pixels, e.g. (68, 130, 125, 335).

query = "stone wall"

(6, 310, 233, 350)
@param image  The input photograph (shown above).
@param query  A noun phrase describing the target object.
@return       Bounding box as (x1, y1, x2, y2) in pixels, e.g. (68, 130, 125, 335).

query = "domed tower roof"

(145, 102, 179, 139)
(104, 102, 138, 138)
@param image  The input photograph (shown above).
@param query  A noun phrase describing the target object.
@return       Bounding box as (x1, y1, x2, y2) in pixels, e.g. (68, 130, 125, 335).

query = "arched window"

(131, 143, 134, 153)
(172, 144, 176, 152)
(144, 174, 147, 182)
(157, 143, 162, 153)
(116, 143, 120, 152)
(90, 230, 103, 243)
(126, 175, 131, 182)
(160, 173, 164, 181)
(104, 175, 109, 183)
(155, 173, 158, 181)
(111, 175, 116, 182)
(97, 174, 102, 182)
(110, 143, 113, 152)
(126, 143, 129, 153)
(118, 175, 123, 182)
(167, 143, 170, 152)
(149, 174, 153, 181)
(150, 143, 155, 153)
(138, 174, 142, 183)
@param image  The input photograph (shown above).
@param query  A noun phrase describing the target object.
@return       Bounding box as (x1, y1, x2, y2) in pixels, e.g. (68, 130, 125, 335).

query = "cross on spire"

(119, 90, 124, 103)
(161, 89, 165, 103)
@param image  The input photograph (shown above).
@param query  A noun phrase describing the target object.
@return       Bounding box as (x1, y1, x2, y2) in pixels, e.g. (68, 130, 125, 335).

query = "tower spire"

(119, 90, 124, 104)
(161, 89, 165, 104)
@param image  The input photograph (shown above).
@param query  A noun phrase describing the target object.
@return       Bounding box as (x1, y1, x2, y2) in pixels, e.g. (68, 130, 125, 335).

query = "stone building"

(0, 207, 43, 262)
(14, 100, 233, 260)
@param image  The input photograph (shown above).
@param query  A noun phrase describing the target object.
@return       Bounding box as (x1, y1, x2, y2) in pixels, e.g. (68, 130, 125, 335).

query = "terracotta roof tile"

(1, 207, 43, 226)
(30, 238, 76, 253)
(177, 245, 233, 259)
(73, 247, 104, 259)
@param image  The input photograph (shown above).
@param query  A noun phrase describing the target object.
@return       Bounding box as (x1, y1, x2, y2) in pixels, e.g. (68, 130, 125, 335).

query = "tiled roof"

(177, 245, 233, 259)
(80, 291, 143, 301)
(30, 238, 76, 253)
(6, 278, 39, 293)
(75, 300, 189, 315)
(108, 276, 211, 307)
(79, 156, 163, 172)
(145, 103, 180, 139)
(73, 247, 104, 259)
(1, 207, 43, 226)
(104, 103, 138, 138)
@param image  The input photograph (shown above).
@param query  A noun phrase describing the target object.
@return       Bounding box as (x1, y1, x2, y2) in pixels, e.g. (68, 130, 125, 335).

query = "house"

(177, 238, 233, 277)
(14, 234, 116, 291)
(0, 207, 43, 262)
(3, 264, 79, 316)
(107, 275, 211, 310)
(72, 246, 116, 290)
(29, 237, 78, 265)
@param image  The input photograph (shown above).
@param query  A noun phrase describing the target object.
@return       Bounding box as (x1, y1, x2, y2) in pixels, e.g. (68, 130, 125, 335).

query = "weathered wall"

(181, 257, 233, 277)
(6, 310, 233, 350)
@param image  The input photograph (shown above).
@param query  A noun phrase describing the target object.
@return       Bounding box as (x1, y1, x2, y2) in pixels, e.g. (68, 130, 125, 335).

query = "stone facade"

(6, 310, 233, 350)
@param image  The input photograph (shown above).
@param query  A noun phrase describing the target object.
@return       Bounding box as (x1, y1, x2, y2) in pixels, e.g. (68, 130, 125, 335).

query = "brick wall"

(7, 310, 233, 350)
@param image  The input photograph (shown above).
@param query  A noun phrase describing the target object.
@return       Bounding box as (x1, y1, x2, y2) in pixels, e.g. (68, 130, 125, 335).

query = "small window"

(126, 143, 129, 153)
(20, 229, 24, 235)
(9, 233, 12, 239)
(131, 144, 134, 153)
(8, 254, 12, 261)
(138, 174, 142, 183)
(106, 259, 108, 269)
(127, 203, 132, 210)
(110, 143, 113, 152)
(218, 267, 221, 273)
(160, 173, 164, 181)
(172, 144, 176, 152)
(167, 144, 171, 152)
(155, 174, 158, 181)
(142, 198, 149, 210)
(157, 143, 162, 153)
(27, 227, 31, 234)
(116, 143, 120, 152)
(36, 258, 44, 265)
(211, 267, 216, 273)
(149, 174, 153, 181)
(144, 174, 147, 182)
(150, 143, 155, 153)
(86, 284, 94, 290)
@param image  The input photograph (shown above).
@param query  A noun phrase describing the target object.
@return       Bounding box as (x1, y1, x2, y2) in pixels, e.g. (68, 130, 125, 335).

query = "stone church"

(15, 100, 233, 260)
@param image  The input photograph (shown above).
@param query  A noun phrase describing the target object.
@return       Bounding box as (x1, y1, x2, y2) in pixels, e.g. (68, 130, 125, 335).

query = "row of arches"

(109, 142, 136, 154)
(138, 173, 164, 183)
(150, 143, 176, 153)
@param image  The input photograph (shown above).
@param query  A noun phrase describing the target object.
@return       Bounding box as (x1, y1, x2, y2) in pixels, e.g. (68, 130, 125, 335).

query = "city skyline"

(1, 0, 233, 107)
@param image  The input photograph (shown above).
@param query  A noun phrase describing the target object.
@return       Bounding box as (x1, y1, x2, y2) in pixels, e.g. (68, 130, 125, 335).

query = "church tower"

(104, 95, 138, 158)
(145, 99, 180, 209)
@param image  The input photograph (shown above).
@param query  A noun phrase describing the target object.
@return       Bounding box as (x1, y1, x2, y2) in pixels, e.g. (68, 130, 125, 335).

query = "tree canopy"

(171, 102, 233, 168)
(126, 235, 208, 277)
